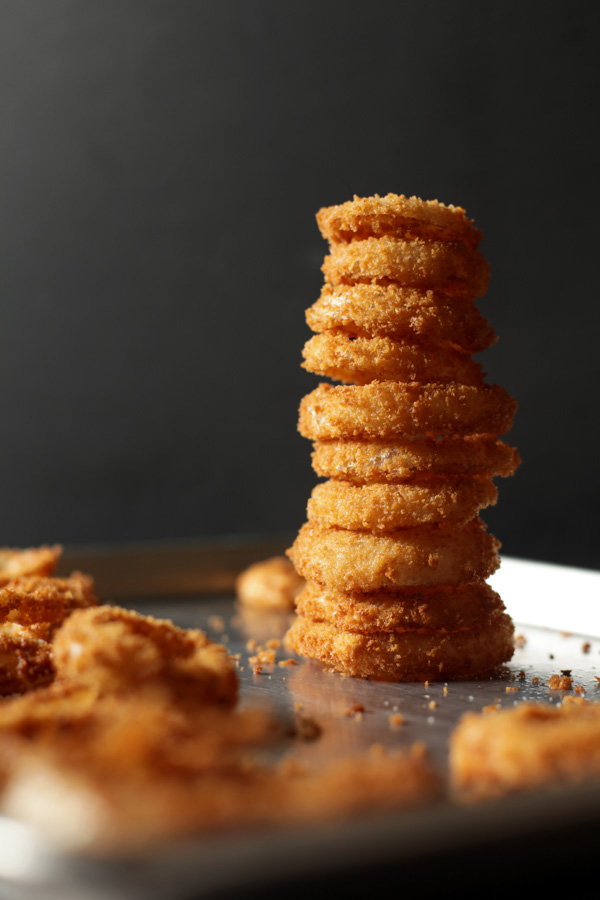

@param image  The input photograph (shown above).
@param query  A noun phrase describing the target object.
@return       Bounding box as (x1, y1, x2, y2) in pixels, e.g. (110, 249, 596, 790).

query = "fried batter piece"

(52, 606, 238, 709)
(0, 546, 62, 588)
(449, 701, 600, 799)
(299, 382, 517, 440)
(285, 612, 514, 682)
(302, 332, 484, 386)
(0, 631, 55, 696)
(311, 436, 520, 484)
(295, 581, 506, 634)
(316, 193, 482, 248)
(307, 477, 497, 531)
(289, 520, 500, 591)
(235, 556, 304, 611)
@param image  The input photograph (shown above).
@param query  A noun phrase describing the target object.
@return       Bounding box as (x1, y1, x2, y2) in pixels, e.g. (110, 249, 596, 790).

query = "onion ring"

(235, 557, 304, 611)
(322, 237, 489, 299)
(288, 520, 500, 591)
(284, 612, 514, 681)
(53, 606, 238, 709)
(0, 574, 98, 641)
(307, 476, 497, 531)
(299, 382, 517, 440)
(306, 284, 496, 354)
(316, 194, 482, 249)
(311, 437, 521, 483)
(302, 332, 484, 386)
(449, 701, 600, 799)
(0, 630, 55, 695)
(0, 546, 62, 588)
(295, 580, 506, 634)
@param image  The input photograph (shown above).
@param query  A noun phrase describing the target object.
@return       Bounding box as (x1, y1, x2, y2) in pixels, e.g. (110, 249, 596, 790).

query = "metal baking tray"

(1, 536, 600, 900)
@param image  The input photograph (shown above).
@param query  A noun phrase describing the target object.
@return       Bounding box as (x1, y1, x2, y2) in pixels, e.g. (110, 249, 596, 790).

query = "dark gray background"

(1, 1, 598, 569)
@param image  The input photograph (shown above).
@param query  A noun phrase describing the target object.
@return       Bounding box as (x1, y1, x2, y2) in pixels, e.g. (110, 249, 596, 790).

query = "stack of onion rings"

(285, 193, 519, 680)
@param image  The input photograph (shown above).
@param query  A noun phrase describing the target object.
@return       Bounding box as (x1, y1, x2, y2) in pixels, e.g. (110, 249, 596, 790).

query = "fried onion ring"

(296, 580, 506, 634)
(0, 630, 55, 695)
(306, 284, 496, 354)
(235, 556, 304, 611)
(307, 477, 497, 531)
(311, 437, 521, 483)
(316, 194, 482, 249)
(284, 612, 514, 681)
(302, 332, 484, 386)
(449, 701, 600, 799)
(299, 382, 517, 441)
(0, 546, 62, 588)
(53, 606, 238, 709)
(288, 520, 500, 591)
(0, 574, 98, 641)
(322, 237, 489, 299)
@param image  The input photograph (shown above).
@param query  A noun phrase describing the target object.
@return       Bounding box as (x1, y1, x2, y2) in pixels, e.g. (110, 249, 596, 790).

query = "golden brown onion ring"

(53, 606, 238, 709)
(299, 382, 517, 441)
(311, 437, 521, 483)
(317, 194, 482, 249)
(449, 701, 600, 799)
(0, 630, 55, 696)
(0, 574, 98, 641)
(284, 612, 514, 681)
(235, 556, 304, 611)
(0, 546, 62, 588)
(302, 332, 484, 386)
(296, 580, 506, 634)
(306, 284, 496, 354)
(322, 237, 489, 299)
(288, 520, 500, 591)
(307, 476, 497, 531)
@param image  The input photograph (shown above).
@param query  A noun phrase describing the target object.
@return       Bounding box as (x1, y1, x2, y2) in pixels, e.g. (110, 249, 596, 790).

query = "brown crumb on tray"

(547, 674, 573, 690)
(582, 642, 591, 654)
(389, 713, 405, 728)
(514, 634, 527, 648)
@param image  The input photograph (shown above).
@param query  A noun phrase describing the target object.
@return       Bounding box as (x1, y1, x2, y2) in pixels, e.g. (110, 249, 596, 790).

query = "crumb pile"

(286, 194, 519, 680)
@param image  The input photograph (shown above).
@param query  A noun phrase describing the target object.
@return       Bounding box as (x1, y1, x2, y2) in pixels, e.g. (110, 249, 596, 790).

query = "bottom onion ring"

(295, 581, 506, 634)
(311, 437, 520, 483)
(288, 520, 500, 591)
(307, 477, 497, 530)
(284, 613, 514, 681)
(449, 701, 600, 799)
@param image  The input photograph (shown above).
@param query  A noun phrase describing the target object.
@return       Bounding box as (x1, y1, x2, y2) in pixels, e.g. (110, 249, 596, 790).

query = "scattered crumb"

(562, 695, 587, 706)
(443, 686, 448, 696)
(428, 701, 437, 710)
(549, 654, 554, 659)
(249, 649, 276, 672)
(207, 615, 225, 633)
(482, 704, 500, 714)
(547, 674, 573, 690)
(278, 659, 298, 668)
(532, 677, 540, 684)
(514, 634, 527, 648)
(582, 642, 591, 654)
(389, 713, 404, 728)
(266, 639, 281, 650)
(517, 671, 526, 680)
(505, 686, 518, 694)
(561, 669, 572, 677)
(574, 685, 586, 694)
(246, 639, 257, 652)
